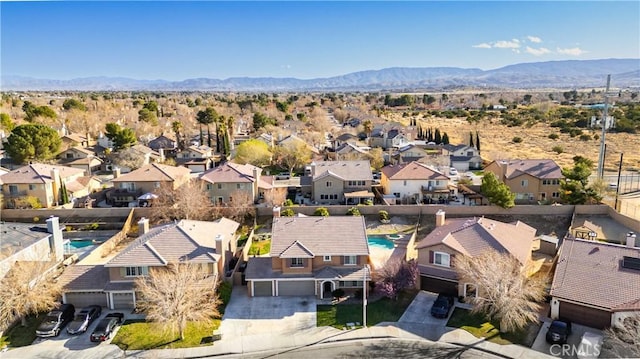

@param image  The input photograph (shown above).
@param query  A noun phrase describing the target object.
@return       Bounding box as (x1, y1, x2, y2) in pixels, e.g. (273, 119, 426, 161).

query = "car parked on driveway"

(36, 304, 75, 337)
(67, 305, 102, 335)
(275, 172, 291, 180)
(546, 319, 572, 344)
(430, 294, 454, 318)
(90, 312, 124, 342)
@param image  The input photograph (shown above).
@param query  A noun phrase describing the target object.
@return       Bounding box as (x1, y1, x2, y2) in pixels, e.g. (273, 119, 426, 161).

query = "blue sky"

(1, 1, 639, 81)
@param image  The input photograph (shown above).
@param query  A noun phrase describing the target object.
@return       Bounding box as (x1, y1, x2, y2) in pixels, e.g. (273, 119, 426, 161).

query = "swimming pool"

(67, 239, 95, 249)
(367, 236, 395, 250)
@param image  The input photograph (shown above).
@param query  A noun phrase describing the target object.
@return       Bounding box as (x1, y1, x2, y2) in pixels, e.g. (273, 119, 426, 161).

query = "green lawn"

(446, 308, 528, 345)
(248, 239, 271, 255)
(111, 319, 221, 350)
(0, 314, 45, 348)
(317, 290, 418, 329)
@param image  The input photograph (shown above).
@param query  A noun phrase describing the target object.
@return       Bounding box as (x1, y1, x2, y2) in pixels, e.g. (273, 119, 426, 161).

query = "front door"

(323, 281, 333, 298)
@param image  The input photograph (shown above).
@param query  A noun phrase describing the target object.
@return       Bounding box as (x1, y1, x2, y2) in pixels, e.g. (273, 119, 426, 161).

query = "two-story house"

(0, 163, 98, 208)
(309, 160, 374, 205)
(61, 132, 93, 150)
(57, 146, 103, 175)
(442, 144, 482, 172)
(380, 161, 451, 204)
(414, 210, 536, 297)
(370, 128, 411, 149)
(175, 145, 216, 173)
(199, 162, 274, 205)
(59, 217, 239, 309)
(109, 163, 191, 207)
(484, 159, 564, 203)
(245, 215, 370, 298)
(147, 134, 178, 158)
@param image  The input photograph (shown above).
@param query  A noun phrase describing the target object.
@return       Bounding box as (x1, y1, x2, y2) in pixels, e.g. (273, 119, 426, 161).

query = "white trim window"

(290, 258, 304, 268)
(323, 255, 332, 262)
(434, 252, 451, 267)
(344, 255, 357, 265)
(125, 266, 148, 277)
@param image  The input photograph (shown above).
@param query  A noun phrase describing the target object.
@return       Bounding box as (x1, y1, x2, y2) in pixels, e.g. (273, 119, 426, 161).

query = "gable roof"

(550, 238, 640, 311)
(493, 159, 563, 180)
(105, 218, 239, 267)
(381, 161, 449, 181)
(200, 162, 260, 184)
(0, 163, 85, 185)
(312, 160, 372, 181)
(416, 216, 536, 265)
(271, 216, 369, 257)
(147, 134, 177, 150)
(60, 146, 95, 157)
(112, 163, 191, 183)
(277, 134, 320, 154)
(62, 133, 89, 144)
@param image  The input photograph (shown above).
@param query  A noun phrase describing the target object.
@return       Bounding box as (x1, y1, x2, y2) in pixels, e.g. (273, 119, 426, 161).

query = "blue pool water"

(68, 240, 95, 249)
(367, 236, 395, 250)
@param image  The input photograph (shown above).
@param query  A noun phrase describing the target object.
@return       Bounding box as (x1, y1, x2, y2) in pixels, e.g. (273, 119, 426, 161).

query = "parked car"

(90, 312, 124, 342)
(577, 331, 604, 359)
(36, 304, 75, 337)
(67, 305, 102, 335)
(449, 168, 459, 176)
(275, 172, 291, 180)
(546, 319, 572, 344)
(430, 294, 455, 318)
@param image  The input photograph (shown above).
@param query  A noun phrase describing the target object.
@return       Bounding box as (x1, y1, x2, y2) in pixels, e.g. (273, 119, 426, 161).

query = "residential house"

(57, 146, 103, 175)
(175, 145, 216, 173)
(441, 144, 482, 172)
(96, 132, 114, 151)
(147, 134, 178, 158)
(61, 132, 93, 151)
(414, 210, 536, 297)
(199, 162, 275, 205)
(245, 215, 370, 298)
(109, 163, 191, 207)
(59, 217, 239, 309)
(0, 163, 98, 208)
(396, 144, 429, 163)
(277, 134, 322, 157)
(380, 161, 451, 204)
(484, 159, 564, 203)
(333, 133, 359, 150)
(308, 160, 374, 205)
(370, 127, 411, 149)
(549, 236, 640, 329)
(332, 142, 370, 161)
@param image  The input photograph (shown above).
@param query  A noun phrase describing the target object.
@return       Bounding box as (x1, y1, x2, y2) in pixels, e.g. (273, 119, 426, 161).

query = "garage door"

(559, 301, 611, 329)
(65, 292, 108, 308)
(112, 292, 135, 309)
(278, 281, 315, 296)
(253, 281, 273, 297)
(420, 276, 458, 296)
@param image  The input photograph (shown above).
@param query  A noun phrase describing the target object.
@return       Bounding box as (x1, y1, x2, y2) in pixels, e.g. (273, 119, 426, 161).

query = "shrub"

(331, 288, 345, 298)
(512, 137, 523, 143)
(379, 210, 390, 221)
(83, 223, 99, 231)
(32, 216, 40, 223)
(283, 199, 294, 207)
(552, 145, 564, 154)
(281, 208, 295, 217)
(579, 134, 592, 141)
(346, 207, 361, 216)
(364, 199, 373, 206)
(218, 281, 233, 309)
(548, 133, 559, 140)
(313, 207, 330, 217)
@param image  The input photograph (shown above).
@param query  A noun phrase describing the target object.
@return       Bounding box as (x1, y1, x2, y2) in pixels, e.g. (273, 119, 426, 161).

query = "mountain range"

(2, 58, 639, 92)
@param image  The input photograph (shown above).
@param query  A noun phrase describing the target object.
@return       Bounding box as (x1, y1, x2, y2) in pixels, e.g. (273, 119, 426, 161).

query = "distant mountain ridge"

(2, 58, 639, 91)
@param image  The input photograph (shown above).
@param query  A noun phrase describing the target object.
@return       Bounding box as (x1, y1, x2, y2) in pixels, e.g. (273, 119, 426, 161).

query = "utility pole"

(363, 264, 368, 328)
(615, 153, 623, 211)
(597, 75, 611, 179)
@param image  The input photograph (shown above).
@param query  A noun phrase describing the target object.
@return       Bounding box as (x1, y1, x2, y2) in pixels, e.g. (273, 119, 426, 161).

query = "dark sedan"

(90, 313, 124, 342)
(430, 294, 455, 318)
(546, 319, 572, 344)
(67, 305, 102, 335)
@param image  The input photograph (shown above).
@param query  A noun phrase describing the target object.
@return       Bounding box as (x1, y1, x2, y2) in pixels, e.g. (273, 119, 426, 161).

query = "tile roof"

(271, 216, 369, 257)
(312, 160, 372, 181)
(416, 216, 536, 265)
(0, 163, 85, 185)
(105, 218, 239, 267)
(278, 135, 320, 154)
(381, 161, 449, 181)
(0, 222, 52, 260)
(244, 257, 370, 280)
(550, 238, 640, 311)
(418, 264, 458, 280)
(111, 163, 191, 183)
(200, 162, 261, 184)
(59, 265, 109, 291)
(496, 159, 563, 180)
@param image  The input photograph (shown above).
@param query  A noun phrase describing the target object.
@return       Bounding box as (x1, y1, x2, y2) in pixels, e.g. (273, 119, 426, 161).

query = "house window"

(237, 183, 242, 189)
(521, 180, 528, 187)
(434, 252, 450, 267)
(154, 182, 160, 188)
(120, 182, 135, 191)
(344, 255, 357, 265)
(217, 183, 222, 189)
(66, 153, 74, 159)
(552, 192, 560, 198)
(326, 181, 332, 187)
(206, 184, 212, 190)
(290, 258, 304, 267)
(216, 197, 223, 204)
(323, 255, 332, 262)
(464, 283, 477, 298)
(29, 184, 36, 190)
(339, 280, 363, 288)
(125, 266, 148, 277)
(393, 192, 400, 198)
(9, 185, 18, 194)
(403, 180, 407, 186)
(467, 151, 474, 156)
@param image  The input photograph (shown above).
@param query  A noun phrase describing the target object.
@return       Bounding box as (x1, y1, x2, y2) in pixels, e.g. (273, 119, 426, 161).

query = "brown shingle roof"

(200, 162, 260, 184)
(0, 163, 85, 185)
(550, 238, 640, 311)
(381, 161, 449, 181)
(416, 216, 536, 265)
(312, 160, 372, 181)
(271, 216, 369, 257)
(498, 159, 563, 180)
(111, 163, 190, 183)
(105, 218, 239, 267)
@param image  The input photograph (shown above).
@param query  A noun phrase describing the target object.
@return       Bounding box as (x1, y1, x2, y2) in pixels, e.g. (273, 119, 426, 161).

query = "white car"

(449, 168, 458, 176)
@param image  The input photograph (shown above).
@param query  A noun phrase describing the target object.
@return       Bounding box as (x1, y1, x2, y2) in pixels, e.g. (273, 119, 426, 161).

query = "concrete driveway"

(531, 318, 603, 359)
(218, 286, 317, 337)
(394, 291, 454, 341)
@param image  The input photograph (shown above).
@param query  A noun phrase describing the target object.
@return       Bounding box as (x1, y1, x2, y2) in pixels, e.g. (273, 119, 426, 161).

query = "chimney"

(310, 162, 316, 177)
(252, 166, 261, 199)
(626, 232, 637, 248)
(46, 216, 64, 262)
(158, 148, 165, 162)
(498, 161, 508, 181)
(113, 167, 121, 179)
(50, 168, 60, 205)
(215, 234, 226, 276)
(138, 217, 150, 236)
(435, 210, 446, 227)
(273, 206, 281, 218)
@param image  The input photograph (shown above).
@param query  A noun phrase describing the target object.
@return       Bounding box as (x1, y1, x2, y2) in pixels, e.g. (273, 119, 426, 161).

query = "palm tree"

(362, 120, 373, 144)
(171, 121, 184, 150)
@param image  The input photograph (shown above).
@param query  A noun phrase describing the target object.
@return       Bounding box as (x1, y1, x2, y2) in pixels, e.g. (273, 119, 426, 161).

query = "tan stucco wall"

(313, 176, 344, 204)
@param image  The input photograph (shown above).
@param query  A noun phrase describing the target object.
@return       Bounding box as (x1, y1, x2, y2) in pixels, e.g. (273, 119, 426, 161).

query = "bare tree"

(454, 250, 546, 332)
(135, 262, 221, 341)
(263, 187, 287, 207)
(273, 142, 312, 175)
(213, 190, 255, 222)
(373, 258, 418, 300)
(604, 313, 640, 358)
(0, 260, 62, 329)
(110, 147, 146, 171)
(150, 180, 213, 222)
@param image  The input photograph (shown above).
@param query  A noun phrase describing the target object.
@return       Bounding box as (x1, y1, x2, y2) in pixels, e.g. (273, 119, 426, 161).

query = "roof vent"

(622, 256, 640, 271)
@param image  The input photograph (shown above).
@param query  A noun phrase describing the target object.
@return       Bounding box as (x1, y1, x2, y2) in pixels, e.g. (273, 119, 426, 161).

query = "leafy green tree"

(252, 112, 276, 132)
(442, 132, 450, 145)
(469, 132, 474, 147)
(196, 107, 218, 148)
(346, 207, 361, 216)
(560, 157, 601, 204)
(313, 207, 330, 217)
(143, 100, 159, 115)
(105, 123, 137, 150)
(281, 208, 295, 217)
(475, 131, 481, 152)
(138, 108, 158, 125)
(171, 121, 185, 150)
(62, 98, 87, 111)
(234, 139, 272, 167)
(274, 141, 312, 175)
(22, 101, 57, 122)
(60, 181, 69, 204)
(481, 172, 515, 208)
(4, 124, 61, 164)
(434, 129, 442, 144)
(0, 113, 15, 132)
